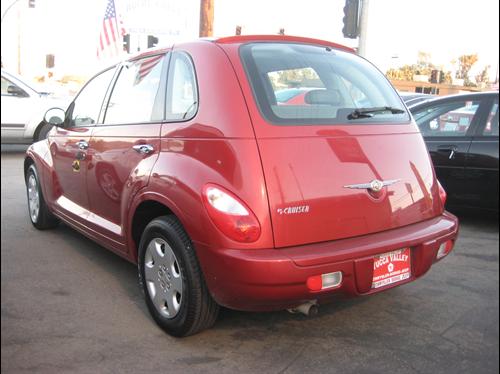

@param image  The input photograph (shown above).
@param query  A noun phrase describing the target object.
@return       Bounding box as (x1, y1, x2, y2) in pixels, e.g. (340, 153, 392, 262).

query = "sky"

(1, 0, 498, 82)
(213, 0, 499, 79)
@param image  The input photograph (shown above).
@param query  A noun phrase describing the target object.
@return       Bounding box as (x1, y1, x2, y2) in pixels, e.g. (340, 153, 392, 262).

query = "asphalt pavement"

(1, 147, 499, 374)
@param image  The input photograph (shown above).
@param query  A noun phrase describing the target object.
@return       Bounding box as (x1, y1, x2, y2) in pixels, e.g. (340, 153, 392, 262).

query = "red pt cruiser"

(24, 35, 459, 337)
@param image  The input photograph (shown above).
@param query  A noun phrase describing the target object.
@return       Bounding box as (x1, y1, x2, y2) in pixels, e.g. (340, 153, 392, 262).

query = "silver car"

(1, 69, 71, 143)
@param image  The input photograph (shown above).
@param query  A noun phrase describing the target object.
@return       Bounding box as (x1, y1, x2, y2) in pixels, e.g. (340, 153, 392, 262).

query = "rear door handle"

(76, 140, 89, 150)
(437, 145, 458, 160)
(133, 144, 154, 154)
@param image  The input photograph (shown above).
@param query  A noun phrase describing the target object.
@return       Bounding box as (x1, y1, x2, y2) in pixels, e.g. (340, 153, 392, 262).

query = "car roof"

(398, 92, 436, 108)
(399, 92, 433, 99)
(121, 34, 357, 66)
(405, 97, 434, 107)
(213, 35, 355, 53)
(127, 46, 172, 61)
(409, 91, 499, 112)
(125, 35, 356, 62)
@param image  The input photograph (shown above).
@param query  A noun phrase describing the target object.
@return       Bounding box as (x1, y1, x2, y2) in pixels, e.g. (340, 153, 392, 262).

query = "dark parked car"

(399, 92, 435, 107)
(410, 92, 499, 211)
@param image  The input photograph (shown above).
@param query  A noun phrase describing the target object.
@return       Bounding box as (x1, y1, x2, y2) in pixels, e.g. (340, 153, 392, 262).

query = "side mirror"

(7, 85, 28, 97)
(44, 107, 66, 126)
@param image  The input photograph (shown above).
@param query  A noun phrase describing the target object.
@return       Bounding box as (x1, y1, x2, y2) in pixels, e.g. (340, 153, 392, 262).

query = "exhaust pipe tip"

(287, 301, 319, 317)
(308, 303, 319, 317)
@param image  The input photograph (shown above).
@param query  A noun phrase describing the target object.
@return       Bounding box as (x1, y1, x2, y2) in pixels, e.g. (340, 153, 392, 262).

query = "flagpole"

(115, 0, 127, 56)
(112, 0, 121, 55)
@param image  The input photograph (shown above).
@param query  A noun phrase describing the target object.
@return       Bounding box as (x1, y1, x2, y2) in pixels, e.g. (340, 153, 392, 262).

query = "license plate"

(372, 248, 411, 289)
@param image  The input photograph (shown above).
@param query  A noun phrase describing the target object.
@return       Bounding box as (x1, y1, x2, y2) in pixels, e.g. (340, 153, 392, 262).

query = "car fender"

(25, 139, 55, 207)
(126, 189, 187, 262)
(126, 139, 274, 253)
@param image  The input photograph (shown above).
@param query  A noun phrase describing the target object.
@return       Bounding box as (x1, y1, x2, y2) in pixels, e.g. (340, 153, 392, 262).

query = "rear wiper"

(347, 106, 406, 120)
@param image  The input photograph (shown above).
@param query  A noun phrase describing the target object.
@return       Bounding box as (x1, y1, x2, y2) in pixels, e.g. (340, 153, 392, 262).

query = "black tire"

(138, 215, 219, 337)
(36, 122, 53, 142)
(25, 164, 59, 229)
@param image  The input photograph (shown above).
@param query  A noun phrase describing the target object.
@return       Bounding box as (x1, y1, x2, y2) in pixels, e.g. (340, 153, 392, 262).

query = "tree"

(417, 51, 432, 72)
(276, 68, 320, 88)
(386, 51, 446, 81)
(442, 71, 453, 84)
(386, 64, 418, 81)
(475, 65, 490, 86)
(456, 54, 478, 86)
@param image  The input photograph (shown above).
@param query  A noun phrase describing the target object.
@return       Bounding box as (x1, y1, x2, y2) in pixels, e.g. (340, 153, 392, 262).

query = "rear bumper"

(195, 212, 459, 311)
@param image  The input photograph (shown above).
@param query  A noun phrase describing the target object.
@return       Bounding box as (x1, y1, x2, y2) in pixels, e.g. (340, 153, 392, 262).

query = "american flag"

(97, 0, 126, 60)
(135, 54, 164, 85)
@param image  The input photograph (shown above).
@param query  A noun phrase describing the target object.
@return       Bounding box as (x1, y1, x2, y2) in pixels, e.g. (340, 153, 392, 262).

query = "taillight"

(437, 180, 447, 208)
(307, 271, 343, 291)
(202, 184, 261, 243)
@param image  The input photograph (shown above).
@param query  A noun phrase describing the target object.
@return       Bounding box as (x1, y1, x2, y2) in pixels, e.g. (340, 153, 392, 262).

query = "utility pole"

(17, 7, 21, 74)
(199, 0, 214, 37)
(1, 0, 23, 73)
(357, 0, 369, 57)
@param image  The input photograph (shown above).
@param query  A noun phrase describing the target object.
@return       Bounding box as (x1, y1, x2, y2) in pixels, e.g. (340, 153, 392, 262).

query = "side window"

(1, 77, 12, 95)
(414, 100, 480, 137)
(1, 77, 27, 97)
(482, 101, 499, 136)
(70, 68, 115, 127)
(104, 54, 165, 124)
(165, 52, 198, 121)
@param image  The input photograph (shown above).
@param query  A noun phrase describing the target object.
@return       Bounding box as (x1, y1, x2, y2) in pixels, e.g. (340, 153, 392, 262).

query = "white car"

(1, 69, 71, 144)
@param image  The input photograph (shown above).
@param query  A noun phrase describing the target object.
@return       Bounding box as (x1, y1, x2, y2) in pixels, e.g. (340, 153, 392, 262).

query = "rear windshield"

(240, 43, 409, 125)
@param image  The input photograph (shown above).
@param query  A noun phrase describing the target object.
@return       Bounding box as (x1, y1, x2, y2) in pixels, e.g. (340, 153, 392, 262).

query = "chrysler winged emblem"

(344, 179, 401, 192)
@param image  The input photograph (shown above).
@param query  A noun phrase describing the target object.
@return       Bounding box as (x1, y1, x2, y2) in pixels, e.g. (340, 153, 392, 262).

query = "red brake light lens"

(202, 184, 261, 243)
(307, 275, 323, 291)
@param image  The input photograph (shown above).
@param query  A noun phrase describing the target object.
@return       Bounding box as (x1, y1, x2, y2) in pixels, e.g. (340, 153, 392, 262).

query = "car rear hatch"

(256, 129, 442, 248)
(234, 41, 443, 248)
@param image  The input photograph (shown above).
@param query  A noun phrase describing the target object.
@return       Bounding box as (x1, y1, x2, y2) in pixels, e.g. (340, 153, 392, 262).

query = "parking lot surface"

(1, 147, 499, 374)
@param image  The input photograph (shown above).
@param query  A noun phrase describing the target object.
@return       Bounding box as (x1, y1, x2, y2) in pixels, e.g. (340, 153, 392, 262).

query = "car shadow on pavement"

(52, 221, 372, 336)
(54, 223, 147, 310)
(1, 144, 30, 153)
(46, 206, 499, 339)
(448, 208, 499, 232)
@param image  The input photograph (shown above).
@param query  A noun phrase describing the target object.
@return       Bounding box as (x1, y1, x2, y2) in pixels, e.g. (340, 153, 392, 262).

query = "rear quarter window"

(240, 42, 409, 126)
(165, 52, 198, 121)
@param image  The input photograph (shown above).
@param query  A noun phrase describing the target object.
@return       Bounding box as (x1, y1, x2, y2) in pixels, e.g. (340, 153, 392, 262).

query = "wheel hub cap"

(144, 238, 183, 319)
(27, 174, 40, 222)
